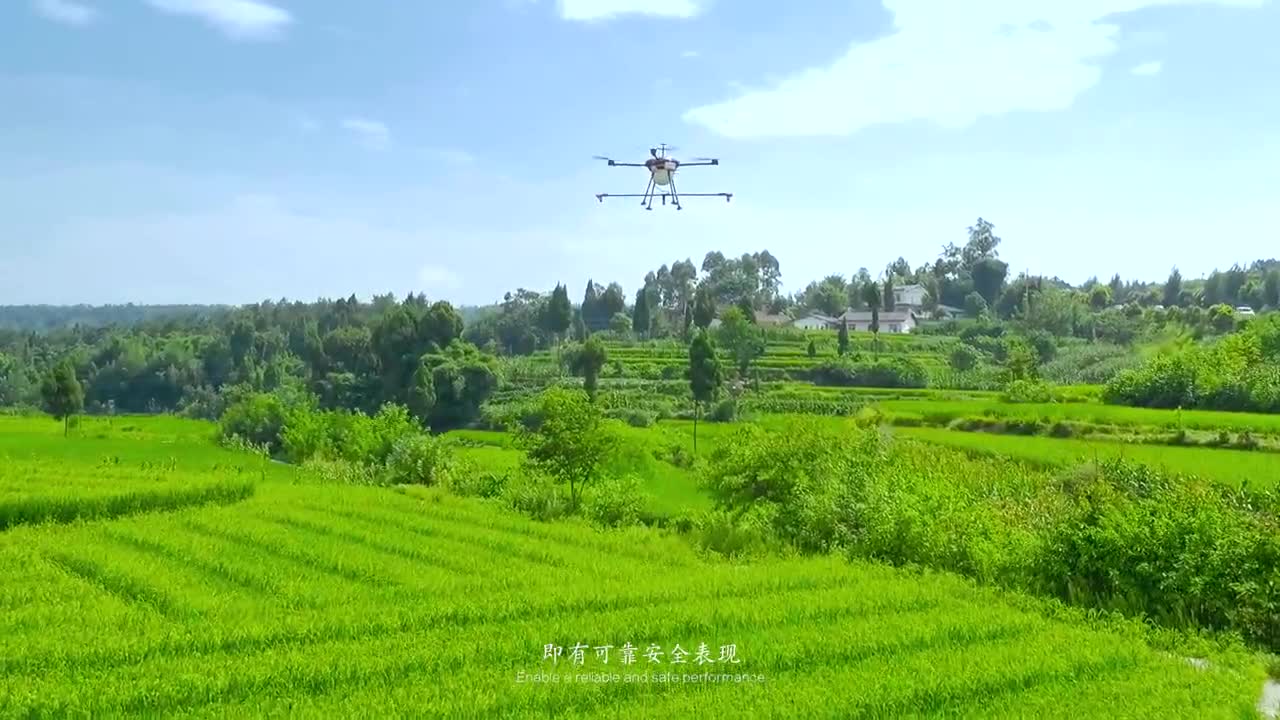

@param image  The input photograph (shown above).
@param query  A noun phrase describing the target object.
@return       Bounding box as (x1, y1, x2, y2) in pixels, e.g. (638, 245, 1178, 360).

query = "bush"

(810, 357, 928, 389)
(447, 458, 509, 499)
(502, 471, 571, 522)
(1001, 379, 1054, 404)
(582, 474, 649, 528)
(382, 434, 455, 486)
(220, 391, 290, 453)
(709, 397, 738, 422)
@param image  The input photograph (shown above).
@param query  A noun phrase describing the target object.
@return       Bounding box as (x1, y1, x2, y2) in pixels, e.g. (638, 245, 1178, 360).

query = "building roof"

(838, 309, 917, 323)
(753, 311, 790, 325)
(792, 312, 837, 324)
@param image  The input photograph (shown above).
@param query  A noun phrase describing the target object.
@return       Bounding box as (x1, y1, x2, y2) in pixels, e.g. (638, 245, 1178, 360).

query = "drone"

(592, 143, 732, 210)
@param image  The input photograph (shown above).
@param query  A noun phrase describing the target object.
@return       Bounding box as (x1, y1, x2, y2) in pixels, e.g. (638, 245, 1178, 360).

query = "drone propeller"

(691, 157, 717, 162)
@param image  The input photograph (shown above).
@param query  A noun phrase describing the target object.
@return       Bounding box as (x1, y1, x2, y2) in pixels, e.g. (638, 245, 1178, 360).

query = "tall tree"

(599, 283, 626, 320)
(1163, 267, 1183, 308)
(545, 284, 572, 343)
(631, 288, 651, 337)
(837, 321, 850, 356)
(962, 217, 1001, 267)
(692, 285, 716, 330)
(861, 282, 882, 312)
(40, 360, 84, 437)
(683, 301, 694, 340)
(687, 329, 722, 454)
(1108, 274, 1125, 304)
(971, 257, 1009, 307)
(736, 295, 757, 322)
(582, 280, 601, 332)
(1265, 269, 1280, 309)
(882, 275, 895, 310)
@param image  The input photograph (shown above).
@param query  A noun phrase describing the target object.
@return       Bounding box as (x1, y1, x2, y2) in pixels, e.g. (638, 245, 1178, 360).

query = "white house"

(837, 309, 917, 334)
(892, 284, 929, 310)
(791, 312, 837, 330)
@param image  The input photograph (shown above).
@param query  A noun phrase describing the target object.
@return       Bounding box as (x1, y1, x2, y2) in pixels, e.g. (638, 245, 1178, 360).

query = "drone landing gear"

(668, 177, 683, 210)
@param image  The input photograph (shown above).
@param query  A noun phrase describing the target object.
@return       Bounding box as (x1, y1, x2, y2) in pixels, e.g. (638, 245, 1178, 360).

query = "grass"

(897, 426, 1280, 490)
(0, 445, 1266, 717)
(0, 415, 286, 531)
(446, 426, 714, 518)
(877, 398, 1280, 435)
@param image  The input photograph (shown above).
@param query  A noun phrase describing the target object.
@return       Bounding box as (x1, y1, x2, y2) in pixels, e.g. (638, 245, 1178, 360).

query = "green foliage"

(1001, 379, 1055, 404)
(715, 307, 766, 377)
(40, 360, 84, 436)
(1104, 315, 1280, 413)
(687, 330, 722, 408)
(702, 420, 886, 553)
(581, 473, 649, 528)
(964, 291, 988, 318)
(516, 387, 618, 510)
(631, 287, 651, 336)
(948, 343, 980, 372)
(806, 339, 817, 358)
(692, 284, 716, 330)
(543, 283, 572, 339)
(564, 335, 608, 401)
(382, 433, 456, 486)
(837, 323, 849, 356)
(810, 357, 928, 388)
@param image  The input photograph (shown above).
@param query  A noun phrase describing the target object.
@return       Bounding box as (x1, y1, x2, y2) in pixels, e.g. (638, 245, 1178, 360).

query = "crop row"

(0, 479, 1262, 717)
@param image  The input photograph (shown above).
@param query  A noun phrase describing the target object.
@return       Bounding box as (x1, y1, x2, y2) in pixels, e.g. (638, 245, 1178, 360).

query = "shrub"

(502, 470, 571, 522)
(810, 357, 928, 389)
(1001, 379, 1054, 404)
(709, 398, 738, 422)
(219, 391, 290, 453)
(382, 434, 455, 486)
(582, 474, 649, 528)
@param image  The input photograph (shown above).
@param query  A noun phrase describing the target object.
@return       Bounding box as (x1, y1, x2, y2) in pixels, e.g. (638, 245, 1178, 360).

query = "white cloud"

(683, 0, 1265, 138)
(143, 0, 292, 40)
(341, 118, 391, 150)
(1130, 60, 1163, 75)
(558, 0, 704, 21)
(32, 0, 97, 26)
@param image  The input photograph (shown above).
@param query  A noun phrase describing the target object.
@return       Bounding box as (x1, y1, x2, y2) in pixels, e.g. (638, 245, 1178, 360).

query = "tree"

(582, 280, 602, 332)
(837, 322, 850, 356)
(545, 284, 572, 343)
(687, 329, 722, 453)
(971, 257, 1009, 306)
(716, 307, 766, 377)
(40, 360, 84, 437)
(736, 295, 757, 322)
(964, 291, 989, 318)
(599, 283, 626, 321)
(861, 282, 882, 311)
(518, 387, 617, 512)
(1003, 337, 1039, 382)
(1163, 267, 1183, 308)
(882, 275, 895, 311)
(631, 288, 651, 337)
(1108, 274, 1126, 305)
(566, 336, 608, 401)
(1265, 270, 1280, 309)
(693, 285, 716, 330)
(962, 217, 1001, 267)
(807, 339, 817, 359)
(1088, 285, 1112, 312)
(683, 301, 694, 340)
(609, 312, 632, 335)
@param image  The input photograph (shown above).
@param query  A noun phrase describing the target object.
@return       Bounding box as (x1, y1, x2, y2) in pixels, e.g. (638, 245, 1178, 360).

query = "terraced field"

(0, 415, 269, 531)
(0, 483, 1264, 718)
(0, 417, 1269, 717)
(896, 426, 1280, 490)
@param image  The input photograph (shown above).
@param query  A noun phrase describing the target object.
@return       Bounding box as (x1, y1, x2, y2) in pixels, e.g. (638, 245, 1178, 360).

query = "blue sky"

(3, 0, 1278, 306)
